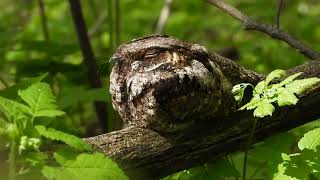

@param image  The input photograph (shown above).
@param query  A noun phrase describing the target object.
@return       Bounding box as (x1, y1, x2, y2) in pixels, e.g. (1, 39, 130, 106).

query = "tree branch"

(68, 0, 109, 132)
(206, 0, 320, 60)
(85, 59, 320, 179)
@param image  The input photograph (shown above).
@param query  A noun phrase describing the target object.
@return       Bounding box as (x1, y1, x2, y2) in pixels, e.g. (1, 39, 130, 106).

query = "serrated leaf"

(0, 73, 47, 99)
(265, 69, 286, 85)
(254, 81, 266, 95)
(18, 82, 65, 118)
(0, 96, 29, 123)
(35, 125, 91, 151)
(253, 99, 275, 118)
(277, 88, 298, 106)
(298, 128, 320, 151)
(276, 72, 302, 88)
(286, 78, 320, 95)
(42, 152, 128, 180)
(240, 95, 262, 110)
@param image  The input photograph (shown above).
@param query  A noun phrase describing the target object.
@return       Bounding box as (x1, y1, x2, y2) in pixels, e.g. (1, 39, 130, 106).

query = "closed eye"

(144, 48, 166, 58)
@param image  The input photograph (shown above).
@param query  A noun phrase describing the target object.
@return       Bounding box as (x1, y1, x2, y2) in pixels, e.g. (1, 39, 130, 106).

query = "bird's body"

(109, 35, 253, 132)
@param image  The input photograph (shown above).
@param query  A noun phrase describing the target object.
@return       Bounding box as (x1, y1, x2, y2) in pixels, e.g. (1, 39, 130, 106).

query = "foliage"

(230, 70, 320, 180)
(164, 159, 240, 180)
(0, 80, 127, 180)
(274, 127, 320, 179)
(232, 69, 320, 118)
(1, 0, 320, 179)
(42, 149, 128, 180)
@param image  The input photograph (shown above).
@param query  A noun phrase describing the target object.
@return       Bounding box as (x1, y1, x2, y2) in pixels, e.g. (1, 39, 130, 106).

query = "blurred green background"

(0, 0, 319, 179)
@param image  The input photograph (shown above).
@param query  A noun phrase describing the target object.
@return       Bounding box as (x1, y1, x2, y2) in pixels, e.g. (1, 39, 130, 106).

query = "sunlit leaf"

(286, 78, 320, 95)
(35, 125, 91, 151)
(42, 152, 128, 180)
(253, 99, 275, 118)
(254, 81, 266, 95)
(265, 69, 286, 85)
(298, 128, 320, 151)
(18, 82, 65, 118)
(277, 88, 298, 106)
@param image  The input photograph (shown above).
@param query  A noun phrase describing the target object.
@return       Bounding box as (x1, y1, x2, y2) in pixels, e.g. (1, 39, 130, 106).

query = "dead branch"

(206, 0, 320, 60)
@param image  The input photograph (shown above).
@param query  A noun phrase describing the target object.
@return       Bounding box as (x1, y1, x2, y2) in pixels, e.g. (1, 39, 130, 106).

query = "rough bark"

(86, 60, 320, 179)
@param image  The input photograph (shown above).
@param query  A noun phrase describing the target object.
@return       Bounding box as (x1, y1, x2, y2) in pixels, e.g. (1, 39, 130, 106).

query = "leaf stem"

(243, 117, 258, 180)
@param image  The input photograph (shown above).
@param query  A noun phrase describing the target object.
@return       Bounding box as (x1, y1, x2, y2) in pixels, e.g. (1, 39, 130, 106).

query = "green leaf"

(0, 73, 47, 99)
(265, 69, 286, 85)
(18, 82, 65, 118)
(253, 99, 275, 118)
(298, 128, 320, 151)
(35, 125, 92, 151)
(286, 77, 320, 95)
(253, 81, 266, 95)
(42, 152, 128, 180)
(282, 149, 320, 179)
(232, 83, 253, 103)
(276, 72, 302, 88)
(0, 96, 29, 123)
(240, 95, 262, 110)
(273, 154, 297, 180)
(277, 88, 298, 106)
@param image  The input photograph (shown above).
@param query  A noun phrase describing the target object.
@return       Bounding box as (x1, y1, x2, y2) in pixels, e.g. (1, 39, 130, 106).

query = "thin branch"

(114, 0, 121, 46)
(68, 0, 108, 132)
(206, 0, 320, 60)
(38, 0, 49, 41)
(155, 0, 173, 34)
(107, 0, 115, 52)
(275, 0, 284, 29)
(88, 11, 108, 38)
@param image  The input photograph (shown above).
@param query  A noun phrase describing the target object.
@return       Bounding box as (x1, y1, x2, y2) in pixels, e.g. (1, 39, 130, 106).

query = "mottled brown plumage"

(109, 35, 248, 132)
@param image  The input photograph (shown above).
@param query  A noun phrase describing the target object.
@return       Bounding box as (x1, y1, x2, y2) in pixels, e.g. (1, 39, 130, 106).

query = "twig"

(88, 11, 108, 38)
(68, 0, 108, 132)
(38, 0, 49, 41)
(275, 0, 284, 29)
(115, 0, 121, 46)
(206, 0, 320, 60)
(155, 0, 173, 34)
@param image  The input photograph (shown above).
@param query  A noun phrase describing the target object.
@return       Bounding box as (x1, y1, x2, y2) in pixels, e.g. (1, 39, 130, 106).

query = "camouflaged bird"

(109, 35, 261, 132)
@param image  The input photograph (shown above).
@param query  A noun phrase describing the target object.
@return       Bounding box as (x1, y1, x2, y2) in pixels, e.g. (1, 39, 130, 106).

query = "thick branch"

(68, 0, 108, 132)
(86, 61, 320, 179)
(206, 0, 320, 60)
